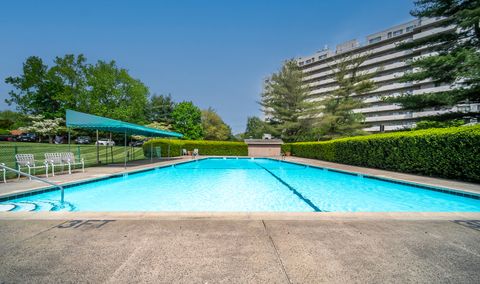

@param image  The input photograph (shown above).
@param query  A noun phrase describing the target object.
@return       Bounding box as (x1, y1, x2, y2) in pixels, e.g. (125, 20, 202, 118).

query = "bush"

(0, 129, 10, 135)
(414, 119, 465, 130)
(143, 139, 184, 157)
(285, 125, 480, 182)
(281, 144, 292, 153)
(143, 139, 248, 157)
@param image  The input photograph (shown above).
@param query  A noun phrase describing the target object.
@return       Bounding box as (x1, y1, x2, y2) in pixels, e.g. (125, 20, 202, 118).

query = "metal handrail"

(0, 164, 64, 203)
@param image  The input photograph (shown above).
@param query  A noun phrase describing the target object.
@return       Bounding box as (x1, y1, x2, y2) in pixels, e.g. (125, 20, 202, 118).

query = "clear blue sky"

(0, 0, 414, 133)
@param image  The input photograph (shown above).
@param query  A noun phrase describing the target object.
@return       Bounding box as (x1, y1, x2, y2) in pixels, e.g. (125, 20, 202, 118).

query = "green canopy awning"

(65, 109, 183, 138)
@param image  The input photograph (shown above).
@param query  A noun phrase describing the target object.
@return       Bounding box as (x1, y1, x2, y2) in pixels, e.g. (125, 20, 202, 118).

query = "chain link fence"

(0, 143, 147, 179)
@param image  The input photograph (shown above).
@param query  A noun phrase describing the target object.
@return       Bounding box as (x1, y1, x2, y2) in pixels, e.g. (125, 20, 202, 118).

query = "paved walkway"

(0, 218, 479, 283)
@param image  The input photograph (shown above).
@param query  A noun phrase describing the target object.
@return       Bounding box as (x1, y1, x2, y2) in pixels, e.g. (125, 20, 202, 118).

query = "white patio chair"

(15, 154, 49, 180)
(1, 163, 6, 183)
(44, 153, 65, 176)
(182, 148, 188, 156)
(61, 152, 84, 174)
(192, 148, 199, 157)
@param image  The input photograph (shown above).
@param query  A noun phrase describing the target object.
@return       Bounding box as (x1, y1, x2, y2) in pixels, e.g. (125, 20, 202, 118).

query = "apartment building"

(296, 18, 479, 132)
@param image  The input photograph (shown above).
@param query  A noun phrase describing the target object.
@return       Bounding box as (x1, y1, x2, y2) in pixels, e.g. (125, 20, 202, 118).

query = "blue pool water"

(1, 158, 480, 212)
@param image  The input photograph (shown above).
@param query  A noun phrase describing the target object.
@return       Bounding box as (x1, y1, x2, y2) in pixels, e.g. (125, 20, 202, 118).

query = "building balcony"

(363, 124, 412, 132)
(412, 85, 451, 95)
(308, 69, 406, 89)
(354, 104, 402, 114)
(413, 25, 455, 41)
(304, 57, 410, 82)
(301, 40, 410, 74)
(364, 108, 462, 123)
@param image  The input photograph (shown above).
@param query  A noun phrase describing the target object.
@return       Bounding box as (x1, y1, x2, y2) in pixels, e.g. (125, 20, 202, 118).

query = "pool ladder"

(0, 164, 65, 203)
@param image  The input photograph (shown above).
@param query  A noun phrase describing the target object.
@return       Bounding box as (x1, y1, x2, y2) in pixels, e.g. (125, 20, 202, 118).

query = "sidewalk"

(0, 218, 479, 283)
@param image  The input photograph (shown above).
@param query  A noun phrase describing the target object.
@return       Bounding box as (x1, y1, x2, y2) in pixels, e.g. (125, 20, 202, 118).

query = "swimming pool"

(1, 158, 479, 212)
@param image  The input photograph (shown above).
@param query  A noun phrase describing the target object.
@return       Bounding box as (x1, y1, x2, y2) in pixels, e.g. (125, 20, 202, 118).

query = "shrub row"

(143, 139, 248, 157)
(284, 125, 480, 182)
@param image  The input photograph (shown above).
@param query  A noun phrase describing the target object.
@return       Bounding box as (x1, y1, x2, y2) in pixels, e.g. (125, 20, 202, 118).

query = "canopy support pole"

(96, 130, 99, 164)
(150, 141, 153, 162)
(124, 130, 127, 169)
(110, 132, 113, 163)
(68, 128, 71, 152)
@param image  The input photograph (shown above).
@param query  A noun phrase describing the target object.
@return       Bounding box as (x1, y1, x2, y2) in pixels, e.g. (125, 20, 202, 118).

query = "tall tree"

(317, 55, 378, 139)
(5, 56, 64, 118)
(146, 94, 175, 124)
(260, 60, 318, 142)
(84, 60, 149, 123)
(5, 55, 150, 123)
(201, 107, 232, 140)
(0, 110, 28, 129)
(243, 116, 274, 139)
(387, 0, 480, 114)
(50, 54, 88, 111)
(171, 101, 203, 140)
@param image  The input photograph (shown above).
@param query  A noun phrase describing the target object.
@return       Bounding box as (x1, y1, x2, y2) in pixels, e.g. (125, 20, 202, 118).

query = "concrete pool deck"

(0, 218, 479, 283)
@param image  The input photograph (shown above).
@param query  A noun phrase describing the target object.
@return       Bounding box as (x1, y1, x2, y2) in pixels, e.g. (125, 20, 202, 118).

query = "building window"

(299, 62, 304, 66)
(387, 32, 392, 38)
(406, 25, 414, 32)
(393, 29, 403, 36)
(369, 36, 382, 44)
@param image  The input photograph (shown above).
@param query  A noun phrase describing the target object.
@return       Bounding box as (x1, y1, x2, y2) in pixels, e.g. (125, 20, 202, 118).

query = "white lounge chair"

(192, 149, 199, 157)
(61, 152, 84, 174)
(15, 154, 49, 180)
(44, 153, 65, 176)
(182, 148, 188, 156)
(1, 163, 6, 183)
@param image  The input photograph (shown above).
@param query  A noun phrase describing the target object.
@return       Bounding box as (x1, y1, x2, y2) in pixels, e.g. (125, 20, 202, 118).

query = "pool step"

(34, 201, 56, 211)
(0, 200, 75, 212)
(10, 202, 38, 212)
(49, 200, 75, 212)
(0, 204, 16, 212)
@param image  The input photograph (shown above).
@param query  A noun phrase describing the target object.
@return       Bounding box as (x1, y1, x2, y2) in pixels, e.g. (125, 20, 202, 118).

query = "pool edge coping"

(1, 211, 480, 221)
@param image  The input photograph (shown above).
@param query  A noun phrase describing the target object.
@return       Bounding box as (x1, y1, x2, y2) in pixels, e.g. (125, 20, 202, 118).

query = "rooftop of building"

(296, 17, 443, 67)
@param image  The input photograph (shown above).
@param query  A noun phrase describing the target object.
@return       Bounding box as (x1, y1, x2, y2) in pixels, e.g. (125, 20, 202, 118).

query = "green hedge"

(143, 139, 248, 157)
(281, 143, 292, 153)
(285, 125, 480, 182)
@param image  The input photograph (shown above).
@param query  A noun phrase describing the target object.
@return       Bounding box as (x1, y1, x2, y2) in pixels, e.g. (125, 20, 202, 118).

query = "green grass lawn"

(0, 142, 146, 178)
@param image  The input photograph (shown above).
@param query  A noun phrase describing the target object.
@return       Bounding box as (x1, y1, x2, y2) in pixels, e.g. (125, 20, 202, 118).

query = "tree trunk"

(475, 22, 480, 43)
